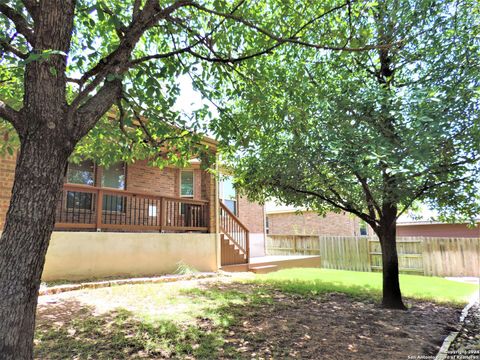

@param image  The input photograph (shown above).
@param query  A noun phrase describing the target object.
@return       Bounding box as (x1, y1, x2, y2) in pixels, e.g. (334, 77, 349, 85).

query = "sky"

(172, 75, 205, 114)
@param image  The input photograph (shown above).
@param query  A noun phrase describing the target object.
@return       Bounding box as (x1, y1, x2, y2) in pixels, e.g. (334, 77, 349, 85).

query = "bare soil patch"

(35, 278, 461, 359)
(217, 285, 461, 359)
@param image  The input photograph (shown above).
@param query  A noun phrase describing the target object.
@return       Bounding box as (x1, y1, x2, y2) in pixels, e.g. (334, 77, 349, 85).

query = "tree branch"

(270, 180, 379, 227)
(396, 177, 471, 219)
(127, 44, 197, 66)
(132, 0, 142, 21)
(71, 79, 123, 139)
(0, 36, 28, 59)
(354, 172, 382, 218)
(21, 0, 39, 22)
(186, 1, 399, 52)
(70, 0, 193, 111)
(0, 3, 34, 44)
(0, 100, 23, 133)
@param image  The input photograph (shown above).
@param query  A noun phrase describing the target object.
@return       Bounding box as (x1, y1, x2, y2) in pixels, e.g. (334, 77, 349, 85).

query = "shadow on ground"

(35, 281, 461, 359)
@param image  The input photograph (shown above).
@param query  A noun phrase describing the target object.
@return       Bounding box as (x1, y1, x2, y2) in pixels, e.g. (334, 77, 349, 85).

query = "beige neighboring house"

(265, 203, 370, 237)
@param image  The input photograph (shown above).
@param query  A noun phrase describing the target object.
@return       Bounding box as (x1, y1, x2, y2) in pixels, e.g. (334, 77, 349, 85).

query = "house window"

(180, 170, 194, 197)
(102, 163, 126, 212)
(66, 160, 95, 210)
(220, 176, 237, 216)
(66, 191, 93, 210)
(266, 216, 270, 234)
(66, 160, 95, 186)
(101, 162, 125, 189)
(359, 221, 368, 236)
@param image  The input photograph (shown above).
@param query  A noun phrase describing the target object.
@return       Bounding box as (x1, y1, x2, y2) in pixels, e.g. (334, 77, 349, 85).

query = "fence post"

(293, 235, 297, 253)
(366, 237, 372, 272)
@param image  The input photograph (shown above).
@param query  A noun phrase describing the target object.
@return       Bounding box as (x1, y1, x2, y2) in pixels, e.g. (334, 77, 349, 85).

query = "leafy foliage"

(212, 0, 480, 226)
(0, 0, 374, 168)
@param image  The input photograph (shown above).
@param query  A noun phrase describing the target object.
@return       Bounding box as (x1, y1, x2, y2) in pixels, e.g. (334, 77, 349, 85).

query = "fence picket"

(266, 234, 479, 276)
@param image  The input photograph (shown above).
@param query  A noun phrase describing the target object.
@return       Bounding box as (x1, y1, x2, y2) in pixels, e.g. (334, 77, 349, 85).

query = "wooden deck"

(54, 184, 210, 232)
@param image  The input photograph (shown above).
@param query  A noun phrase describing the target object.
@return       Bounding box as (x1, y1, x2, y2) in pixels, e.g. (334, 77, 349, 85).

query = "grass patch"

(35, 281, 271, 359)
(35, 307, 227, 359)
(174, 261, 199, 275)
(255, 268, 478, 305)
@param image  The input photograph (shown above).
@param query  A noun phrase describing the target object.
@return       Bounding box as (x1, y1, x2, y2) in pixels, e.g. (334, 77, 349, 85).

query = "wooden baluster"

(96, 189, 103, 230)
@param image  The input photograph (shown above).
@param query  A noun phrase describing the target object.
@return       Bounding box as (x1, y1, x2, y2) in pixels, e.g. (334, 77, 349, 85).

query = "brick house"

(266, 204, 370, 237)
(397, 219, 480, 238)
(0, 141, 267, 280)
(266, 203, 480, 238)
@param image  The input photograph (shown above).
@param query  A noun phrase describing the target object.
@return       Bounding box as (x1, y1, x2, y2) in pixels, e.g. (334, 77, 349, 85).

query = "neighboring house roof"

(396, 207, 479, 226)
(267, 202, 480, 226)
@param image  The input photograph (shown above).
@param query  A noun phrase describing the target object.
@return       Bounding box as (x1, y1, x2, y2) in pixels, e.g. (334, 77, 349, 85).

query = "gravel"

(448, 303, 480, 360)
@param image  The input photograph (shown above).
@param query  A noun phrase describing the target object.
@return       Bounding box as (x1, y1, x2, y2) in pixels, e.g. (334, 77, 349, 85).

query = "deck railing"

(219, 202, 249, 263)
(55, 184, 209, 232)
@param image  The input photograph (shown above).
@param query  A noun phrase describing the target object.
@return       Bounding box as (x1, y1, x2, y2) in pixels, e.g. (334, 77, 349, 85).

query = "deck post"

(246, 232, 250, 264)
(159, 197, 164, 232)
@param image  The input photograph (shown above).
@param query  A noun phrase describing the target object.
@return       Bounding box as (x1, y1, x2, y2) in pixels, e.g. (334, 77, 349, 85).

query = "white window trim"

(180, 170, 195, 198)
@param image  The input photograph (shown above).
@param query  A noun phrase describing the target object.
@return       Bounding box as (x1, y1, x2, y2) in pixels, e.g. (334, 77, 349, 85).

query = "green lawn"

(256, 268, 478, 305)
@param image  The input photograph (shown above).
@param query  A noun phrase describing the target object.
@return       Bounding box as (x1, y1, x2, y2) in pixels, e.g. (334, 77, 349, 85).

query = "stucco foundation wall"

(237, 197, 266, 257)
(249, 233, 266, 257)
(42, 232, 218, 281)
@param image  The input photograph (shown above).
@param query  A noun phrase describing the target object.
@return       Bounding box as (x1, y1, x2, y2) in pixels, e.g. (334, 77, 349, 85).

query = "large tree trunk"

(0, 130, 74, 358)
(0, 2, 77, 357)
(376, 208, 407, 310)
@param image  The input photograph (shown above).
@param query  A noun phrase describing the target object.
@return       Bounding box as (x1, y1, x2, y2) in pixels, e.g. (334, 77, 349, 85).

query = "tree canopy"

(208, 0, 480, 308)
(213, 0, 480, 225)
(0, 0, 381, 167)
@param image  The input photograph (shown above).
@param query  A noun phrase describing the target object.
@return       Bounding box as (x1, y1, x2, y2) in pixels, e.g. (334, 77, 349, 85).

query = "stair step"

(249, 265, 278, 274)
(221, 238, 246, 256)
(221, 264, 249, 272)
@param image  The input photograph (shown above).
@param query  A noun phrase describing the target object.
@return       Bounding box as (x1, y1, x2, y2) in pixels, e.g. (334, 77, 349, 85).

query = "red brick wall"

(121, 162, 206, 201)
(0, 154, 215, 230)
(397, 223, 480, 238)
(267, 211, 367, 236)
(237, 196, 265, 233)
(0, 152, 16, 229)
(127, 161, 177, 197)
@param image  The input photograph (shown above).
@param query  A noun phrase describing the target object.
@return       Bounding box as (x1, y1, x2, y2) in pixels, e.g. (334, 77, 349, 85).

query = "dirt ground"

(218, 288, 460, 359)
(36, 278, 461, 360)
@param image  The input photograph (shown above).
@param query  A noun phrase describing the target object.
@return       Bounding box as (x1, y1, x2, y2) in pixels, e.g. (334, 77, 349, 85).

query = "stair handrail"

(219, 202, 249, 231)
(219, 201, 250, 260)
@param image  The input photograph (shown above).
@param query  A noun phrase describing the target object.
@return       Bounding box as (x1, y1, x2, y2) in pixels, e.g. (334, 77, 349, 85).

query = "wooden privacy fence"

(266, 235, 480, 277)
